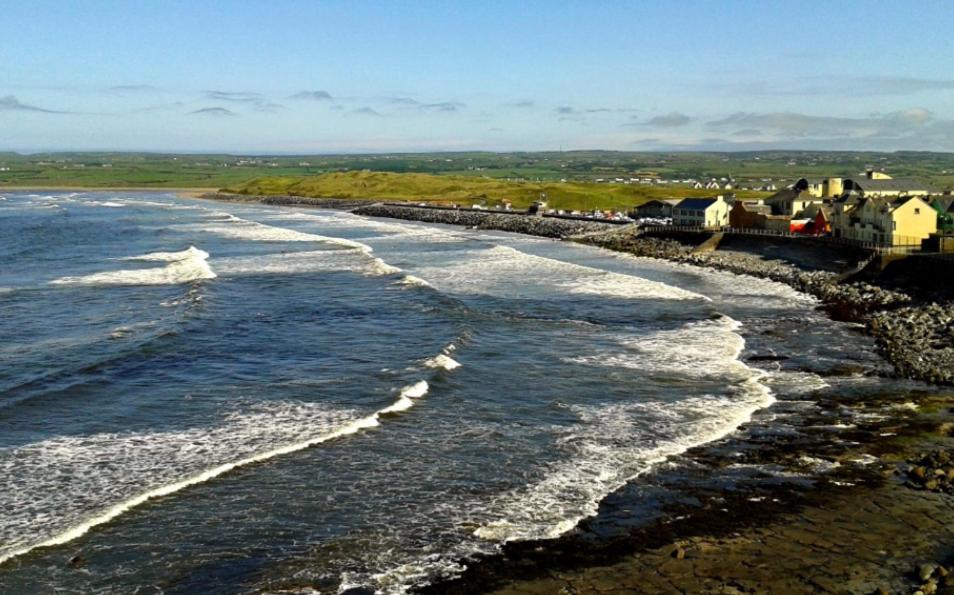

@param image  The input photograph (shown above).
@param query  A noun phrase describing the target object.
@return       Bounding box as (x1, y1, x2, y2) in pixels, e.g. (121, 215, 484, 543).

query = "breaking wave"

(183, 211, 415, 280)
(50, 246, 216, 286)
(411, 245, 707, 301)
(0, 350, 457, 566)
(475, 316, 773, 542)
(185, 213, 372, 251)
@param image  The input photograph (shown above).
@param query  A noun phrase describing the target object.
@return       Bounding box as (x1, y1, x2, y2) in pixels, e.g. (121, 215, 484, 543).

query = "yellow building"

(804, 177, 845, 198)
(831, 195, 937, 246)
(766, 182, 827, 216)
(802, 172, 934, 199)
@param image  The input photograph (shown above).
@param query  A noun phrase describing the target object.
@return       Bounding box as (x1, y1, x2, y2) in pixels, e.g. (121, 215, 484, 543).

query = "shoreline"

(206, 197, 954, 594)
(422, 386, 954, 595)
(178, 194, 954, 592)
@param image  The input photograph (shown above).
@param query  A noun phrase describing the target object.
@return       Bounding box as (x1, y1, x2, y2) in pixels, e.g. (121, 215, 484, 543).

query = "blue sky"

(3, 0, 954, 153)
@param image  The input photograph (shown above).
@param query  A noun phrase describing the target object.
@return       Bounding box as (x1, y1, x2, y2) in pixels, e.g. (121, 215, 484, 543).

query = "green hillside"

(226, 171, 769, 212)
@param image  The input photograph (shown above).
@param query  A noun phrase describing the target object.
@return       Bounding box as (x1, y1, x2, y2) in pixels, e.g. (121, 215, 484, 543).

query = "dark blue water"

(0, 191, 908, 593)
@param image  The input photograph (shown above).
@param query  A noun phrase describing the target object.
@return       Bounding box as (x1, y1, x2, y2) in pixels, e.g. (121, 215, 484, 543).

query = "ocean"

(0, 191, 903, 593)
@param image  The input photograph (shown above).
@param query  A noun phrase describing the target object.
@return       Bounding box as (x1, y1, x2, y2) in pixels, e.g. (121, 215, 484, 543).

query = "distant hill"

(226, 171, 769, 212)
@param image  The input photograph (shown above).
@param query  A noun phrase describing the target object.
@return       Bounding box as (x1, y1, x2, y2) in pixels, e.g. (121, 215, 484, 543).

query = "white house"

(673, 196, 731, 229)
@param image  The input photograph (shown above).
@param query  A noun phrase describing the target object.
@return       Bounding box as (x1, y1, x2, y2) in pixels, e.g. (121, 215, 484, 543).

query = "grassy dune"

(226, 171, 770, 212)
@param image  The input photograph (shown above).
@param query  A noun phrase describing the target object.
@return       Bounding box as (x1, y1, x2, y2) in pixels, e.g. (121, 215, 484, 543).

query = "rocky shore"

(871, 303, 954, 385)
(200, 192, 377, 211)
(576, 229, 954, 387)
(350, 203, 616, 238)
(420, 363, 954, 595)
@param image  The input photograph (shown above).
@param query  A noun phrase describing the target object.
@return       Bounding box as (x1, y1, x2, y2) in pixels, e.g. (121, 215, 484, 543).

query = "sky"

(3, 0, 954, 153)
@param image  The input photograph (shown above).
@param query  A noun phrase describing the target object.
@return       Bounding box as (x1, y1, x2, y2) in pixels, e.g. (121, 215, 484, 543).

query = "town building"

(804, 177, 846, 198)
(672, 196, 730, 229)
(802, 171, 935, 199)
(764, 181, 827, 217)
(801, 203, 833, 235)
(632, 199, 679, 219)
(932, 198, 954, 233)
(729, 201, 772, 229)
(831, 195, 937, 246)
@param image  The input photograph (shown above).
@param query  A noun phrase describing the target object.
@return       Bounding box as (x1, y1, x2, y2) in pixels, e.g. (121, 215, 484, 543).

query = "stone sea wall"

(351, 203, 615, 238)
(579, 232, 954, 386)
(201, 193, 376, 210)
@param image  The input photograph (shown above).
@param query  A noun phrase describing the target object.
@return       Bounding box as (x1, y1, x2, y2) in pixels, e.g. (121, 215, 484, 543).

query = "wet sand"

(425, 390, 954, 595)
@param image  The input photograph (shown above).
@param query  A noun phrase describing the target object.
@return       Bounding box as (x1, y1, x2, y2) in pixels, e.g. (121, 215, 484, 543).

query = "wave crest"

(51, 246, 216, 286)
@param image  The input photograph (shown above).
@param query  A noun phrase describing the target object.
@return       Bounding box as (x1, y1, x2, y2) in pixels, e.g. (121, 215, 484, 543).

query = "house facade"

(673, 196, 730, 229)
(632, 199, 679, 219)
(766, 183, 827, 216)
(831, 195, 937, 246)
(729, 201, 772, 228)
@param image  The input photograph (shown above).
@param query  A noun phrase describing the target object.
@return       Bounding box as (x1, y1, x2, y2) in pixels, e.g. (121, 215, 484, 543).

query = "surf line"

(0, 371, 453, 566)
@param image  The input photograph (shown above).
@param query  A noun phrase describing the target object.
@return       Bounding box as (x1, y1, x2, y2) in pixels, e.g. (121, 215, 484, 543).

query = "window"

(914, 208, 921, 215)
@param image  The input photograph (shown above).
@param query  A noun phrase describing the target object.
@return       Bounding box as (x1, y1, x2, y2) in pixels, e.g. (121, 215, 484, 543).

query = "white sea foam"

(181, 212, 409, 277)
(182, 213, 372, 251)
(379, 380, 430, 415)
(108, 198, 199, 210)
(475, 316, 774, 543)
(567, 316, 750, 381)
(121, 246, 208, 263)
(369, 257, 403, 276)
(0, 352, 455, 565)
(212, 249, 402, 279)
(0, 388, 415, 565)
(411, 245, 706, 301)
(264, 210, 467, 244)
(213, 250, 367, 276)
(400, 275, 432, 288)
(763, 371, 831, 395)
(50, 246, 216, 286)
(608, 252, 816, 307)
(423, 353, 460, 371)
(82, 200, 126, 208)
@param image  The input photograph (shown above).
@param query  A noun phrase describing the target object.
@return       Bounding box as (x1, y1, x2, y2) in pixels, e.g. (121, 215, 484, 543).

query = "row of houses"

(633, 170, 953, 249)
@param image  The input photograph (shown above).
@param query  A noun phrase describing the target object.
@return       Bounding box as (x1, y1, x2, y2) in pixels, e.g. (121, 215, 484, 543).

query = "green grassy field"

(2, 150, 951, 211)
(224, 171, 770, 211)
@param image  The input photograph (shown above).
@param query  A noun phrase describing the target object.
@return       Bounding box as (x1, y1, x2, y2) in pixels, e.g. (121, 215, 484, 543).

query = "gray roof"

(852, 177, 937, 193)
(854, 195, 928, 212)
(676, 198, 718, 211)
(734, 202, 771, 215)
(766, 187, 818, 203)
(636, 199, 680, 209)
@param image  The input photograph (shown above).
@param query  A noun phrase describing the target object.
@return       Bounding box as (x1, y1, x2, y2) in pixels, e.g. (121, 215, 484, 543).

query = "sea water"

(0, 191, 896, 593)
